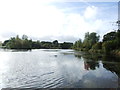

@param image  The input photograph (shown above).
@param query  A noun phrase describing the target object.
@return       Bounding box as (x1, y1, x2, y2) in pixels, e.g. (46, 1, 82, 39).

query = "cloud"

(30, 35, 78, 43)
(84, 6, 97, 19)
(58, 0, 119, 2)
(0, 1, 117, 42)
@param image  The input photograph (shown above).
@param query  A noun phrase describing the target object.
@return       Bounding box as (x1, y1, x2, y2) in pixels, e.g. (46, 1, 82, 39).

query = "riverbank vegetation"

(72, 29, 120, 56)
(2, 35, 73, 49)
(1, 20, 120, 57)
(1, 29, 120, 57)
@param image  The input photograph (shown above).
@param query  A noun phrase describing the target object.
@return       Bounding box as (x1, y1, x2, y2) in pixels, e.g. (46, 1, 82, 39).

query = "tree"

(102, 41, 116, 54)
(92, 42, 102, 50)
(60, 42, 73, 49)
(41, 41, 52, 49)
(89, 32, 100, 45)
(32, 40, 41, 49)
(5, 35, 32, 49)
(73, 39, 82, 49)
(22, 39, 32, 49)
(2, 40, 10, 46)
(83, 32, 100, 50)
(3, 35, 73, 49)
(22, 34, 28, 40)
(102, 30, 120, 53)
(53, 40, 59, 48)
(116, 30, 120, 48)
(82, 32, 91, 49)
(103, 31, 116, 42)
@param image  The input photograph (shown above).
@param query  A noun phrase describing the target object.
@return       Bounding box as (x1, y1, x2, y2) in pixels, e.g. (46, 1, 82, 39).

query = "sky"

(0, 0, 119, 43)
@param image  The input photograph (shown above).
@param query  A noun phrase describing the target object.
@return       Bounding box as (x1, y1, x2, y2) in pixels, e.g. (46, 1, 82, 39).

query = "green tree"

(102, 41, 116, 54)
(103, 31, 116, 42)
(92, 42, 102, 50)
(53, 40, 59, 48)
(32, 40, 41, 49)
(73, 39, 82, 49)
(60, 42, 73, 49)
(41, 41, 52, 49)
(83, 32, 100, 50)
(2, 40, 10, 46)
(116, 30, 120, 48)
(22, 34, 28, 40)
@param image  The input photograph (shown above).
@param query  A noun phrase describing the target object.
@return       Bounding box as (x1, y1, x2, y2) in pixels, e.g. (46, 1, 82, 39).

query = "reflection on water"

(0, 49, 120, 88)
(75, 52, 120, 78)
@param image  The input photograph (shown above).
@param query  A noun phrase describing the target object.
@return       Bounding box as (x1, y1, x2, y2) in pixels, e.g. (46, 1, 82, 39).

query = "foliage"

(2, 40, 10, 46)
(0, 41, 2, 46)
(102, 30, 120, 53)
(73, 32, 100, 51)
(92, 42, 102, 50)
(116, 29, 120, 48)
(73, 39, 82, 49)
(4, 35, 32, 49)
(73, 30, 120, 55)
(103, 31, 116, 42)
(52, 40, 60, 48)
(60, 42, 73, 49)
(32, 41, 41, 49)
(2, 35, 73, 49)
(2, 28, 120, 54)
(83, 32, 100, 50)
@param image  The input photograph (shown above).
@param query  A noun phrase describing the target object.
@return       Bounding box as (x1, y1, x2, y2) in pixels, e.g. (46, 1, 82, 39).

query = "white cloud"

(58, 0, 119, 2)
(84, 6, 97, 19)
(0, 1, 117, 42)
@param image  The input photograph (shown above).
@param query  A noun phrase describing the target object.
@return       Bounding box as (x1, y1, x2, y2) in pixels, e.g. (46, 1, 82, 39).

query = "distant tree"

(102, 30, 120, 53)
(5, 35, 32, 49)
(53, 40, 59, 48)
(103, 31, 116, 42)
(102, 40, 116, 54)
(83, 32, 100, 50)
(22, 39, 32, 49)
(89, 32, 100, 45)
(116, 30, 120, 48)
(82, 32, 91, 49)
(6, 37, 16, 49)
(0, 41, 2, 46)
(32, 40, 41, 49)
(3, 35, 74, 50)
(22, 34, 28, 40)
(41, 41, 52, 49)
(2, 40, 10, 46)
(60, 42, 73, 49)
(92, 42, 102, 50)
(73, 39, 82, 49)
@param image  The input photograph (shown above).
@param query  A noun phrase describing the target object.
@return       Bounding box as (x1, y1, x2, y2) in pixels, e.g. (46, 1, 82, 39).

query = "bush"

(92, 42, 102, 50)
(102, 41, 116, 54)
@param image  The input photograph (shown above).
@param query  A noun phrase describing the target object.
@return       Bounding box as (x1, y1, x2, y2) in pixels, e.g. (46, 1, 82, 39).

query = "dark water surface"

(0, 49, 120, 88)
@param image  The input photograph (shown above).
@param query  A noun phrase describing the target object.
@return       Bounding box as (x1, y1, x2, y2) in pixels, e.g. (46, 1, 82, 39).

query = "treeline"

(2, 35, 73, 49)
(1, 29, 120, 55)
(73, 29, 120, 55)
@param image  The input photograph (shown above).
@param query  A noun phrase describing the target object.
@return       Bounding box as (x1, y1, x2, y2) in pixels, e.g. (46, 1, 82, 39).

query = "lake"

(0, 49, 120, 88)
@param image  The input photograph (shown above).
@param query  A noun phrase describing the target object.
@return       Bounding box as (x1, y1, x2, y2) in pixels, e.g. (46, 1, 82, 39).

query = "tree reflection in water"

(74, 52, 120, 87)
(74, 52, 120, 76)
(84, 61, 99, 70)
(75, 53, 99, 70)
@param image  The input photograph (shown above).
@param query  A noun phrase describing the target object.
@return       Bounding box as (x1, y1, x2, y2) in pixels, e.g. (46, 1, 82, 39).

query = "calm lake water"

(0, 49, 120, 88)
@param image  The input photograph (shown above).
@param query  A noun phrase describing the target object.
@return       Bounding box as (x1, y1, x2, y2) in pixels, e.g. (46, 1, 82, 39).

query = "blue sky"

(0, 0, 119, 42)
(52, 2, 117, 20)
